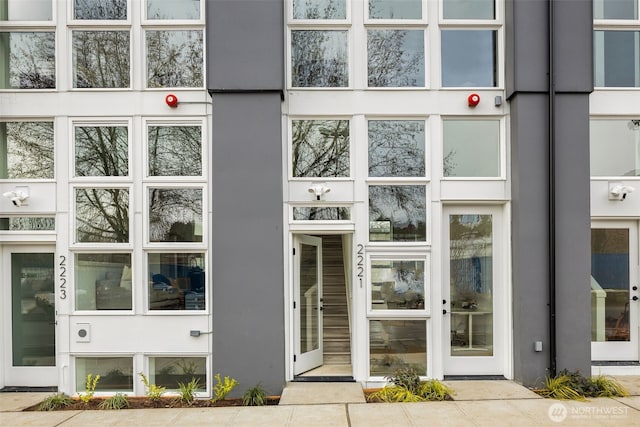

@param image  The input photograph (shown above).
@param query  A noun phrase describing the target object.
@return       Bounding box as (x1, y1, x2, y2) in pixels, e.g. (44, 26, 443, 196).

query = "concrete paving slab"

(612, 375, 640, 396)
(219, 406, 294, 426)
(546, 398, 640, 426)
(347, 402, 410, 427)
(455, 400, 542, 427)
(0, 392, 52, 411)
(400, 401, 474, 427)
(445, 380, 542, 401)
(57, 408, 184, 427)
(0, 410, 81, 427)
(613, 395, 640, 411)
(289, 404, 349, 426)
(163, 407, 241, 426)
(278, 382, 365, 405)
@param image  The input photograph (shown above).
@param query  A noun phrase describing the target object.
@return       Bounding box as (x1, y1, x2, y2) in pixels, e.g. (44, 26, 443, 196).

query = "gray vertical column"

(207, 0, 285, 395)
(506, 0, 592, 386)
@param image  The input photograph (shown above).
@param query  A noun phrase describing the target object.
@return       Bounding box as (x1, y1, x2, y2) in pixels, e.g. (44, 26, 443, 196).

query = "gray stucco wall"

(507, 0, 592, 385)
(207, 0, 285, 395)
(206, 0, 284, 90)
(211, 93, 285, 395)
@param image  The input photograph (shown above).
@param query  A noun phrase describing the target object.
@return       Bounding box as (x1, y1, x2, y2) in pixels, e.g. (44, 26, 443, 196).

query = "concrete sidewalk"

(2, 380, 640, 426)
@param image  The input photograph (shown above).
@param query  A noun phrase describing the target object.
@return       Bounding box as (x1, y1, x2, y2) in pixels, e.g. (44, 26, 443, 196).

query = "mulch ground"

(25, 396, 280, 411)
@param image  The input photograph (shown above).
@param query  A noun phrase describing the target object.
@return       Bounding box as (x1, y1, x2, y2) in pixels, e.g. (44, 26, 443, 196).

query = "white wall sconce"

(308, 183, 331, 201)
(2, 186, 30, 207)
(609, 182, 635, 201)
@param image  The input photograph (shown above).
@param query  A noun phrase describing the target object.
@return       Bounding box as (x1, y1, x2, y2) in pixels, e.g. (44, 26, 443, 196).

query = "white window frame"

(364, 0, 427, 24)
(144, 353, 210, 396)
(288, 0, 352, 23)
(67, 0, 132, 25)
(141, 0, 205, 25)
(438, 0, 500, 25)
(72, 354, 136, 395)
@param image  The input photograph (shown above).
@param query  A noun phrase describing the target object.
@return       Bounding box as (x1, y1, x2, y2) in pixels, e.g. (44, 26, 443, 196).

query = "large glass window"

(149, 357, 206, 390)
(441, 30, 497, 87)
(1, 0, 52, 20)
(148, 252, 205, 311)
(76, 188, 129, 243)
(293, 206, 351, 220)
(591, 119, 640, 176)
(74, 0, 127, 20)
(148, 188, 203, 242)
(291, 30, 349, 87)
(75, 357, 133, 392)
(146, 30, 203, 88)
(594, 0, 637, 19)
(368, 0, 422, 19)
(369, 185, 426, 242)
(371, 260, 425, 310)
(368, 30, 425, 87)
(293, 0, 347, 19)
(0, 121, 54, 179)
(148, 125, 202, 177)
(75, 126, 128, 177)
(591, 228, 631, 342)
(0, 32, 55, 89)
(292, 119, 350, 177)
(369, 319, 426, 376)
(443, 0, 494, 19)
(449, 214, 494, 357)
(368, 120, 425, 177)
(75, 253, 132, 311)
(594, 31, 640, 87)
(73, 31, 130, 88)
(147, 0, 200, 20)
(443, 119, 500, 177)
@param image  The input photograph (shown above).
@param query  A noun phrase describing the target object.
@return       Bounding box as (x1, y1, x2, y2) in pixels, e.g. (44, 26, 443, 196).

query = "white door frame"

(591, 220, 639, 362)
(293, 234, 324, 375)
(2, 244, 58, 387)
(442, 205, 507, 376)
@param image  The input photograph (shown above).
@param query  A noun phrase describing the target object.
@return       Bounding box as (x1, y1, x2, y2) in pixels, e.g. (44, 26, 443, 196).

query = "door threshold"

(0, 386, 58, 392)
(592, 361, 640, 366)
(293, 376, 355, 382)
(444, 375, 507, 381)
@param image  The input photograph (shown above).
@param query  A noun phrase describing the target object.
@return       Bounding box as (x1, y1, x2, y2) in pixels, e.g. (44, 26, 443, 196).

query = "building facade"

(0, 0, 634, 397)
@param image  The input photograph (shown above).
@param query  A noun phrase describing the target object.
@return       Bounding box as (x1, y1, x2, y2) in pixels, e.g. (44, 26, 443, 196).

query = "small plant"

(177, 377, 200, 405)
(98, 393, 130, 410)
(211, 373, 239, 403)
(79, 374, 101, 404)
(139, 372, 166, 402)
(367, 367, 454, 403)
(537, 370, 628, 400)
(37, 393, 74, 411)
(242, 383, 267, 406)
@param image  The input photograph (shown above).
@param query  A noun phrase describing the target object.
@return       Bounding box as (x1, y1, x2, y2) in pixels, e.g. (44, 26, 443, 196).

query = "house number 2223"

(59, 255, 67, 300)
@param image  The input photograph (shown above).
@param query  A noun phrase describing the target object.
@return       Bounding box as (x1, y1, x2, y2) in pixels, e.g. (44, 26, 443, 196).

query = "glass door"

(591, 222, 639, 361)
(443, 207, 505, 375)
(3, 246, 57, 386)
(293, 235, 323, 375)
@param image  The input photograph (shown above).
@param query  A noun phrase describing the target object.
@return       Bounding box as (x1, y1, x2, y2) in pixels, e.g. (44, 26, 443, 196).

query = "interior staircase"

(321, 235, 351, 365)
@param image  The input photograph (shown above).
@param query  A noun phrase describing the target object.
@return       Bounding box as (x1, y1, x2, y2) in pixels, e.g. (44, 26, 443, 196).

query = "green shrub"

(367, 367, 454, 402)
(211, 373, 239, 403)
(98, 393, 129, 410)
(79, 374, 100, 404)
(37, 393, 74, 411)
(538, 370, 628, 400)
(139, 372, 166, 402)
(177, 377, 200, 405)
(242, 383, 267, 406)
